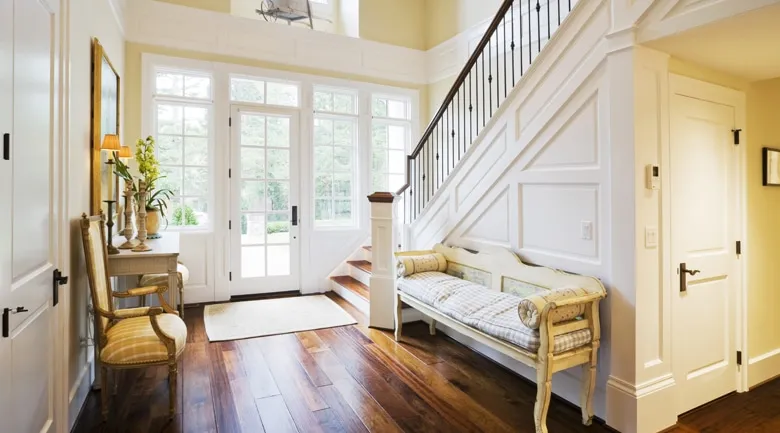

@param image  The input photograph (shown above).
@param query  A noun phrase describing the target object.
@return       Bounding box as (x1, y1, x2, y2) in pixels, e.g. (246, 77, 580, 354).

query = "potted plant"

(115, 136, 173, 239)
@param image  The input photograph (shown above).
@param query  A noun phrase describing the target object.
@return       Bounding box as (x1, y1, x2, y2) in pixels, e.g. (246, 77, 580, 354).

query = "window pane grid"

(313, 112, 356, 226)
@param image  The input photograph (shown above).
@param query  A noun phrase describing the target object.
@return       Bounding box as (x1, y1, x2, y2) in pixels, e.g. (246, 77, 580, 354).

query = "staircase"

(329, 246, 373, 314)
(329, 0, 581, 325)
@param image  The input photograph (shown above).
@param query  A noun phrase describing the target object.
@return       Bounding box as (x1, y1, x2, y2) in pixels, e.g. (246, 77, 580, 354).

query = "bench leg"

(580, 347, 598, 425)
(394, 294, 403, 342)
(429, 319, 436, 336)
(534, 358, 553, 433)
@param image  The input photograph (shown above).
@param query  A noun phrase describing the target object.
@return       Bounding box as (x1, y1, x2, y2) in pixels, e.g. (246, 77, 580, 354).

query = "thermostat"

(646, 165, 660, 190)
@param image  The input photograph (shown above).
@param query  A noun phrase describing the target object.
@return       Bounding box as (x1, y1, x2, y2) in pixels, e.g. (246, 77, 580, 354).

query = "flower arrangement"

(115, 136, 173, 223)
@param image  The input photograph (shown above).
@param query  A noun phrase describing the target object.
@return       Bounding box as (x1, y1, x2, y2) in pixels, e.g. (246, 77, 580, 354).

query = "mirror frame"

(90, 38, 121, 215)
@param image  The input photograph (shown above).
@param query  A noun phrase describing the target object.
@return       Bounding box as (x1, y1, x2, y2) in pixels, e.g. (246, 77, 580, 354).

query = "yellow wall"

(124, 42, 428, 145)
(424, 0, 502, 49)
(358, 0, 426, 50)
(157, 0, 231, 13)
(746, 78, 780, 361)
(668, 57, 751, 91)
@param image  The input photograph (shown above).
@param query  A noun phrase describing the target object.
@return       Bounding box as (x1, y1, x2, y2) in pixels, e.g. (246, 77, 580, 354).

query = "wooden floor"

(73, 293, 780, 433)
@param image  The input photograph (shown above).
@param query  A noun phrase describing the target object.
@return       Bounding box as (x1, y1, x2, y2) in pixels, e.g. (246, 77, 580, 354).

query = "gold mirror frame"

(90, 38, 121, 216)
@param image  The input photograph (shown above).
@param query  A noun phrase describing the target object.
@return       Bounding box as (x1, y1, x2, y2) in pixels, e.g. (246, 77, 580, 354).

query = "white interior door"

(670, 89, 739, 415)
(230, 105, 301, 295)
(0, 0, 60, 432)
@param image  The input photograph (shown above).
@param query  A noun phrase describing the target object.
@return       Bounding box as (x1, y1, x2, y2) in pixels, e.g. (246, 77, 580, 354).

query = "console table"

(108, 232, 181, 314)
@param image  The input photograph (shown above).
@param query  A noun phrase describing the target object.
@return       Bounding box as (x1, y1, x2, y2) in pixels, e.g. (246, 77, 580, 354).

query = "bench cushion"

(399, 272, 591, 354)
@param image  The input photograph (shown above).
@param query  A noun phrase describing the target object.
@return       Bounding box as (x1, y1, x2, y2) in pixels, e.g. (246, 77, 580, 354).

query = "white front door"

(230, 105, 301, 295)
(670, 83, 740, 415)
(0, 0, 61, 432)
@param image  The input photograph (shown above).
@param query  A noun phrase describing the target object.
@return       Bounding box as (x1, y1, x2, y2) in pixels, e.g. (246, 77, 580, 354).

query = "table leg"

(168, 269, 180, 317)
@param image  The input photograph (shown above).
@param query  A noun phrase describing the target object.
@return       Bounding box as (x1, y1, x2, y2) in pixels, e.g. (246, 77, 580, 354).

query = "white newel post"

(368, 192, 398, 330)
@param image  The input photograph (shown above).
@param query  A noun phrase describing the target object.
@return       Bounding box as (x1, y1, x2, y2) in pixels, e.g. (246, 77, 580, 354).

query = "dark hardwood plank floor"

(73, 293, 780, 433)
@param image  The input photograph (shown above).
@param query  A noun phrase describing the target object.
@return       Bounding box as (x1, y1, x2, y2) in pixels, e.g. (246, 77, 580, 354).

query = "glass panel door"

(230, 105, 300, 295)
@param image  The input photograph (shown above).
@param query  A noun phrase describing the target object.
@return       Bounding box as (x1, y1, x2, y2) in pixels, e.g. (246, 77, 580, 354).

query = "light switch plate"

(581, 221, 593, 240)
(645, 226, 658, 248)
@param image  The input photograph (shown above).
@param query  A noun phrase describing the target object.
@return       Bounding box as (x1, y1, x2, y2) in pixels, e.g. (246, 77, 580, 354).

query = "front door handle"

(291, 206, 298, 227)
(679, 263, 701, 293)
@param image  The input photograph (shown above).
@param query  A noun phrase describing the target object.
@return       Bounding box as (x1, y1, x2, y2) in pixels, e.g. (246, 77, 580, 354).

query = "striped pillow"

(517, 286, 588, 329)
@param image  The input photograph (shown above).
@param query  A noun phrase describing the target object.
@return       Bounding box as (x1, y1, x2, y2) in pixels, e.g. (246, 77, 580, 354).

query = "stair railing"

(396, 0, 576, 223)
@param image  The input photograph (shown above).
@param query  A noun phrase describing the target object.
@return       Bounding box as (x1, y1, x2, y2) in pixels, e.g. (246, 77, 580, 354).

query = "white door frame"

(667, 73, 748, 396)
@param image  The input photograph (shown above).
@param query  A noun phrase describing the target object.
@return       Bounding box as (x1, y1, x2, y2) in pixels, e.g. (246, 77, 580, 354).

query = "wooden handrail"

(396, 0, 516, 195)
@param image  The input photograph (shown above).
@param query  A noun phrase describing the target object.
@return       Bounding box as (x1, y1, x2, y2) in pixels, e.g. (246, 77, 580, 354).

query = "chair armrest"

(112, 306, 164, 320)
(113, 286, 161, 298)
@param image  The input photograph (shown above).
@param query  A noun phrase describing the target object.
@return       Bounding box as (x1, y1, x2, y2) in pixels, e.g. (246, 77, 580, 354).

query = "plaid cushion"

(101, 313, 187, 365)
(399, 272, 591, 354)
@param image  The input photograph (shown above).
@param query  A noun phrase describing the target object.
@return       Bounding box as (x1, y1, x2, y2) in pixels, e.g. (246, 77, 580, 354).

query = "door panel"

(671, 94, 737, 415)
(231, 106, 300, 295)
(1, 0, 59, 432)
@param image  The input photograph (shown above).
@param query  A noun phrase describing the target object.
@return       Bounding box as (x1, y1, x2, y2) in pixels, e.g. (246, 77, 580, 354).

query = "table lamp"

(101, 134, 121, 255)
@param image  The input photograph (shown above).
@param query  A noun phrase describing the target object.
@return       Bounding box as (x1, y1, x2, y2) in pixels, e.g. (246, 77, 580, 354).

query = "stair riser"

(363, 248, 372, 263)
(330, 280, 369, 315)
(350, 266, 371, 286)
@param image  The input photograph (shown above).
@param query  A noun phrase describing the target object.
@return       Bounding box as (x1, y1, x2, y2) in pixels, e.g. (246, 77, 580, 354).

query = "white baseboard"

(68, 353, 95, 431)
(748, 347, 780, 388)
(429, 319, 606, 420)
(606, 374, 677, 433)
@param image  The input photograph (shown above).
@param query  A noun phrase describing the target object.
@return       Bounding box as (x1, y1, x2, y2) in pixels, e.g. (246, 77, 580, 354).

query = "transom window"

(153, 69, 213, 229)
(371, 95, 411, 193)
(230, 76, 300, 107)
(313, 87, 358, 227)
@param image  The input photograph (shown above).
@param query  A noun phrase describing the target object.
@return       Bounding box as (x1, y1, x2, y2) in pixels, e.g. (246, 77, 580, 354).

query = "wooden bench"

(393, 244, 606, 433)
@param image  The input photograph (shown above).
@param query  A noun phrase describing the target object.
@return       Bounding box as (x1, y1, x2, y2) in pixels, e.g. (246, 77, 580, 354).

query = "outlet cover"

(581, 221, 593, 240)
(645, 226, 658, 248)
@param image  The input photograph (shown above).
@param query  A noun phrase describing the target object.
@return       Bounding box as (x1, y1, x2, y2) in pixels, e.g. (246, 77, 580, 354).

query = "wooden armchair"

(80, 214, 187, 420)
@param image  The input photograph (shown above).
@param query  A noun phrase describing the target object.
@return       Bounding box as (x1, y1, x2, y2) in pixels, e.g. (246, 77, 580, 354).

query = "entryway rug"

(203, 295, 357, 342)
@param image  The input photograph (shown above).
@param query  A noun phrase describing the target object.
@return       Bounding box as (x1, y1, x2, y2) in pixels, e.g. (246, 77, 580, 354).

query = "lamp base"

(103, 200, 120, 255)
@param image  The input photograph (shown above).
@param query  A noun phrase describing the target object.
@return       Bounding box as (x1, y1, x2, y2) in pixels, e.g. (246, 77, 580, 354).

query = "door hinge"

(229, 168, 232, 178)
(229, 272, 232, 281)
(229, 220, 232, 230)
(737, 351, 743, 366)
(732, 129, 742, 145)
(736, 241, 742, 256)
(3, 133, 9, 160)
(229, 117, 232, 127)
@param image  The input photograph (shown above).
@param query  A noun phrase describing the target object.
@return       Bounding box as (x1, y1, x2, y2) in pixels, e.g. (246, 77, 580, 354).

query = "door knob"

(679, 263, 701, 293)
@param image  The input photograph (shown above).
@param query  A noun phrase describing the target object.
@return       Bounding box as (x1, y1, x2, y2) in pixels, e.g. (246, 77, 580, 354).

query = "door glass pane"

(267, 245, 290, 276)
(268, 181, 289, 211)
(242, 246, 266, 278)
(241, 114, 265, 146)
(267, 116, 290, 147)
(267, 149, 290, 179)
(241, 181, 266, 211)
(267, 213, 290, 244)
(242, 213, 265, 245)
(241, 148, 265, 178)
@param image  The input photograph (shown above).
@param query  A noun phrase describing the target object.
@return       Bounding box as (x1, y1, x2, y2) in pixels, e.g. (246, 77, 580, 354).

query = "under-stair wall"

(404, 0, 613, 419)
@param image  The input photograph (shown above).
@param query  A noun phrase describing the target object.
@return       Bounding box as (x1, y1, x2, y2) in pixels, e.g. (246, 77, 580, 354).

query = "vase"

(146, 208, 162, 239)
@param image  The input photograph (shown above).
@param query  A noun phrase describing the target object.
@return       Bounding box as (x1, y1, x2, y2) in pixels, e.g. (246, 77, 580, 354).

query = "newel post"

(367, 192, 398, 330)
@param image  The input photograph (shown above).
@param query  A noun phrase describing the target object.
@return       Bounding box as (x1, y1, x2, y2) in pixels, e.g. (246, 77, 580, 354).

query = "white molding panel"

(636, 0, 780, 42)
(126, 0, 427, 84)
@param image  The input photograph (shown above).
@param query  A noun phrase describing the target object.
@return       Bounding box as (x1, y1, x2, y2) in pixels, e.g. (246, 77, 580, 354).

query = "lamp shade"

(118, 145, 132, 158)
(101, 134, 121, 151)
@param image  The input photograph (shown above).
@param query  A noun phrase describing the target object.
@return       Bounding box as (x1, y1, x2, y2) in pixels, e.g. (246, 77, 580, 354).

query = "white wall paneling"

(126, 0, 427, 85)
(636, 0, 780, 43)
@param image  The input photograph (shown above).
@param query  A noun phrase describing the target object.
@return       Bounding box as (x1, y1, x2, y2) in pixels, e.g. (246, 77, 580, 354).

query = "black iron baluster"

(488, 41, 493, 119)
(481, 54, 486, 127)
(511, 3, 516, 85)
(547, 0, 551, 41)
(469, 72, 473, 144)
(461, 83, 466, 156)
(503, 15, 508, 99)
(536, 1, 541, 53)
(528, 0, 532, 65)
(454, 90, 459, 168)
(558, 0, 561, 25)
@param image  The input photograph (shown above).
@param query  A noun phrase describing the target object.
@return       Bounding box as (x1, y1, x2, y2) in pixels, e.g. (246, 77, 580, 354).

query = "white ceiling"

(645, 3, 780, 82)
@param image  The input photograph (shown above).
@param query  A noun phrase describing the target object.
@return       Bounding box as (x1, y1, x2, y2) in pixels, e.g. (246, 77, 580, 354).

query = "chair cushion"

(139, 263, 190, 290)
(397, 253, 448, 277)
(101, 313, 187, 365)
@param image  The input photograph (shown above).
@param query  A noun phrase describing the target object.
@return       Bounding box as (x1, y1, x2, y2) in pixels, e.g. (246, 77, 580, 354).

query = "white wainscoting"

(125, 0, 427, 85)
(407, 0, 612, 418)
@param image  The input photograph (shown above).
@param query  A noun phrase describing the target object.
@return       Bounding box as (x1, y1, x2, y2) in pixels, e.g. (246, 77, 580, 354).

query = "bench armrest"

(548, 291, 605, 310)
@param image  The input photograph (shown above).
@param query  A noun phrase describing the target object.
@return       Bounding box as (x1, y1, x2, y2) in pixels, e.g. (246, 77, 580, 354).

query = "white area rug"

(203, 295, 357, 342)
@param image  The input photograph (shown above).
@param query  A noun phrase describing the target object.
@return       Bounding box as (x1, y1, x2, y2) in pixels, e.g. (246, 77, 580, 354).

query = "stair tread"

(347, 260, 372, 274)
(331, 275, 369, 301)
(362, 245, 372, 251)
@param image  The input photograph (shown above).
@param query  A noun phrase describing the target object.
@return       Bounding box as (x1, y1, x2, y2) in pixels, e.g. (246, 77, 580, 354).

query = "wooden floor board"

(72, 304, 780, 433)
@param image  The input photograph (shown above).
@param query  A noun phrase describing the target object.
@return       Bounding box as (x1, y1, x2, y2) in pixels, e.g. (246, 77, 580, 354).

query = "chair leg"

(394, 294, 403, 342)
(429, 319, 437, 336)
(580, 348, 598, 426)
(179, 284, 184, 319)
(100, 366, 110, 422)
(534, 359, 553, 433)
(168, 363, 178, 419)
